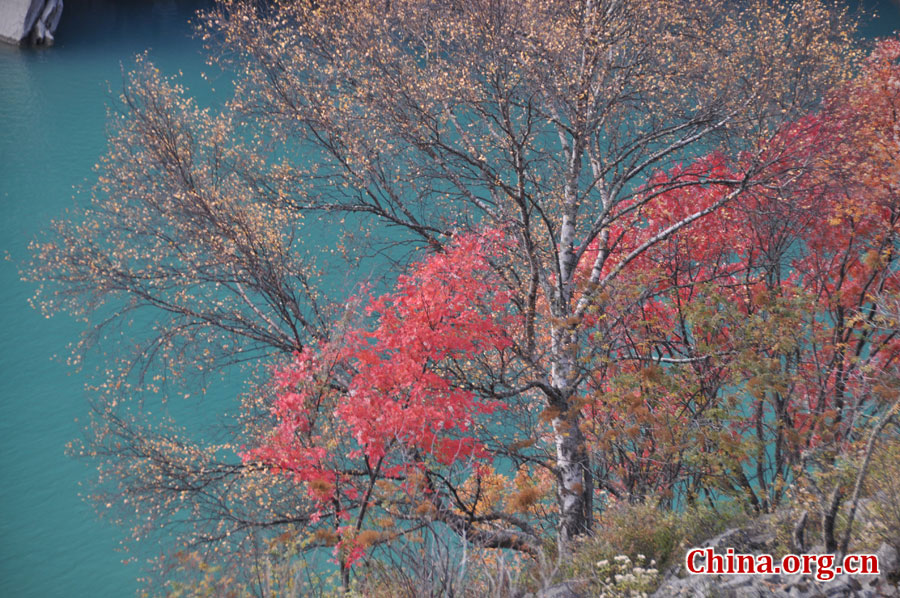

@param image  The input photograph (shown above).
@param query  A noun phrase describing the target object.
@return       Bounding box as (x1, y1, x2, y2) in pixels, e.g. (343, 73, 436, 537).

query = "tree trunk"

(550, 321, 593, 553)
(822, 487, 842, 554)
(553, 411, 593, 552)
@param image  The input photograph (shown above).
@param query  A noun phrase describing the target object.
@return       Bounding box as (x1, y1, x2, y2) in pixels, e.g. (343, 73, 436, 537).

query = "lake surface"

(0, 1, 897, 597)
(0, 2, 215, 597)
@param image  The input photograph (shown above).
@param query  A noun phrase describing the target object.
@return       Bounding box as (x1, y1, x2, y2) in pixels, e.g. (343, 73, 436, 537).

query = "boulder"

(0, 0, 63, 46)
(537, 582, 584, 598)
(517, 581, 584, 598)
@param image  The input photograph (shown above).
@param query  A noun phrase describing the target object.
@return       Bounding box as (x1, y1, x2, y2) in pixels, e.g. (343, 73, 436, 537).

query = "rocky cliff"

(0, 0, 63, 46)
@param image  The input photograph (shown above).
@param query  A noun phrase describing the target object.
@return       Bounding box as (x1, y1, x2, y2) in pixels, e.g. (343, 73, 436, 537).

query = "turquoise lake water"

(0, 1, 897, 597)
(0, 2, 215, 597)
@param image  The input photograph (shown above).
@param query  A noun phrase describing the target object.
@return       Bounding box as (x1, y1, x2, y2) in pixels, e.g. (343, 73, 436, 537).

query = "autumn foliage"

(578, 38, 900, 513)
(27, 0, 900, 593)
(237, 36, 900, 575)
(247, 230, 515, 497)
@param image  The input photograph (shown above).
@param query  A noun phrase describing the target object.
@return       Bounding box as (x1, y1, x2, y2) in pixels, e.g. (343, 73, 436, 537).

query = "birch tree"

(29, 0, 864, 584)
(203, 0, 858, 547)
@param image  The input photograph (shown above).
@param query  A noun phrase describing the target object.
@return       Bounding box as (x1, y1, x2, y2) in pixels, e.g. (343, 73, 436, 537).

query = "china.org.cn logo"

(686, 547, 879, 582)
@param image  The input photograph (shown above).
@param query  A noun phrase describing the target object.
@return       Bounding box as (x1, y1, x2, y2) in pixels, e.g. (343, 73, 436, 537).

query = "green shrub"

(557, 498, 748, 596)
(863, 433, 900, 551)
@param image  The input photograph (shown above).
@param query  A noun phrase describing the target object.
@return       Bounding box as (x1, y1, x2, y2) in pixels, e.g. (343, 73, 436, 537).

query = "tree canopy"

(28, 0, 900, 595)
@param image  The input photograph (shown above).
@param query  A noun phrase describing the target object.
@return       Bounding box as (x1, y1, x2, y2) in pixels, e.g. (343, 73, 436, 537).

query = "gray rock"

(876, 544, 899, 578)
(537, 581, 583, 598)
(0, 0, 63, 46)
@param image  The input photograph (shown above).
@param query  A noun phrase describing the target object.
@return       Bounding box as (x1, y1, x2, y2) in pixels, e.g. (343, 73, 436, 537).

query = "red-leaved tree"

(246, 36, 900, 576)
(32, 1, 894, 593)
